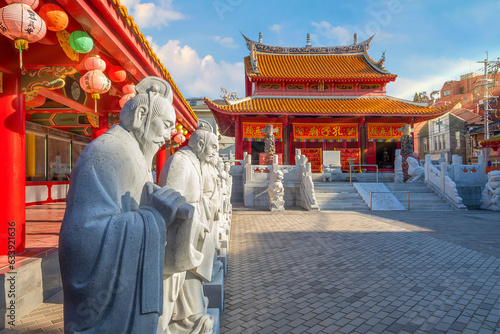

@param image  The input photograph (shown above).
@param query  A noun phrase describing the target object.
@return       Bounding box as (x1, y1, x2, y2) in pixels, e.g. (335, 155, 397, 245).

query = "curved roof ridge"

(241, 32, 374, 55)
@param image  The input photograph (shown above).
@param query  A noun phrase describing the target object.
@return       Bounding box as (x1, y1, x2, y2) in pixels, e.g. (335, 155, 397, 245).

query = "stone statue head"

(119, 77, 176, 163)
(188, 120, 219, 163)
(224, 162, 230, 172)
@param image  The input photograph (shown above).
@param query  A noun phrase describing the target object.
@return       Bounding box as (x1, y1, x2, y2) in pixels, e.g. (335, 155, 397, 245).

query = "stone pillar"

(424, 154, 432, 184)
(0, 72, 26, 255)
(283, 116, 290, 165)
(234, 116, 243, 160)
(360, 124, 367, 165)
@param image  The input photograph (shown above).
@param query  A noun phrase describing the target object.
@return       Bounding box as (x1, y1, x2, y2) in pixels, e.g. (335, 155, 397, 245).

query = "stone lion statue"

(481, 170, 500, 211)
(406, 156, 424, 183)
(268, 170, 285, 211)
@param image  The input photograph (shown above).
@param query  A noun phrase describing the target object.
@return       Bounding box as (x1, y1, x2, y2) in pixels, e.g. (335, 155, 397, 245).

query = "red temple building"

(0, 0, 197, 255)
(206, 33, 459, 173)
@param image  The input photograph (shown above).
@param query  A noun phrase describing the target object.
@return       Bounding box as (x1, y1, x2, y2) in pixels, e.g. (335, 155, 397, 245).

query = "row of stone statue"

(59, 77, 232, 334)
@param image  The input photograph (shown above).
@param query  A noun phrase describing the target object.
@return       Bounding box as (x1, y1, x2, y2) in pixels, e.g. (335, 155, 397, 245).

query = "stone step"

(319, 203, 370, 210)
(315, 192, 362, 199)
(316, 198, 367, 205)
(392, 194, 448, 201)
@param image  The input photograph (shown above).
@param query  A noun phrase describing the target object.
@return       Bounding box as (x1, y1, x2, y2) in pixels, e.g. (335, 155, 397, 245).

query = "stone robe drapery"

(159, 147, 214, 334)
(59, 125, 167, 334)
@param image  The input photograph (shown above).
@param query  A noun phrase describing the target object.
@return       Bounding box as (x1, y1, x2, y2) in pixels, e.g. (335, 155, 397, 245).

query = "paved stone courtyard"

(1, 209, 499, 333)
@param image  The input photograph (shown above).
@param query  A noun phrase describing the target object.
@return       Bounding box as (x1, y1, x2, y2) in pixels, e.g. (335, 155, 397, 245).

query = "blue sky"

(121, 0, 500, 100)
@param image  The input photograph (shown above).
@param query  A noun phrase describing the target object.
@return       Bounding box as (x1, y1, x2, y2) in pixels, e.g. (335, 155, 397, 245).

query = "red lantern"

(5, 0, 39, 9)
(119, 93, 135, 108)
(122, 84, 136, 95)
(0, 3, 47, 68)
(25, 93, 46, 108)
(109, 66, 127, 82)
(38, 4, 68, 32)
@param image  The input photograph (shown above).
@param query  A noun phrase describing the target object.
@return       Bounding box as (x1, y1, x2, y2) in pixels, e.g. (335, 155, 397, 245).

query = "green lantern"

(69, 31, 93, 54)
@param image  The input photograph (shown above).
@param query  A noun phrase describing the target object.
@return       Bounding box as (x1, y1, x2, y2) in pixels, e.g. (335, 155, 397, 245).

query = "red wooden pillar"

(234, 116, 243, 160)
(0, 72, 26, 255)
(156, 146, 167, 184)
(91, 113, 109, 139)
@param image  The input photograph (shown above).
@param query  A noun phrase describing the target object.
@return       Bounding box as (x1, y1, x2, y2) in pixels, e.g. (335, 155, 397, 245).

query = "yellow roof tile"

(245, 53, 396, 81)
(206, 96, 459, 117)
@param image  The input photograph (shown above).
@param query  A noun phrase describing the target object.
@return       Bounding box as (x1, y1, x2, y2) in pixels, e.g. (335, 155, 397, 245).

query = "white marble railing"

(425, 155, 466, 209)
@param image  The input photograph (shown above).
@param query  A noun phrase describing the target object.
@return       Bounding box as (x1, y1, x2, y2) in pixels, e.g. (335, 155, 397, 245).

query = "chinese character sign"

(367, 123, 405, 140)
(293, 123, 358, 140)
(242, 122, 283, 140)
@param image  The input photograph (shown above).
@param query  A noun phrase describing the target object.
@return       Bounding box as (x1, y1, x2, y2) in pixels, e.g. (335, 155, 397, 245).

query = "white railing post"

(424, 154, 432, 184)
(440, 161, 447, 192)
(452, 155, 460, 182)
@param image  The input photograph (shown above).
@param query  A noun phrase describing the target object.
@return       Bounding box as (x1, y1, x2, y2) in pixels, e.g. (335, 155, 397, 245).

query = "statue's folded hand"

(142, 181, 193, 228)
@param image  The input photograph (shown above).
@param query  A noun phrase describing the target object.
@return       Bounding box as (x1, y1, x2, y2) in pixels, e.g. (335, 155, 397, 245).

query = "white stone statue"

(322, 165, 333, 182)
(268, 169, 285, 211)
(59, 77, 191, 334)
(406, 156, 424, 183)
(481, 170, 500, 211)
(394, 149, 403, 183)
(158, 120, 219, 334)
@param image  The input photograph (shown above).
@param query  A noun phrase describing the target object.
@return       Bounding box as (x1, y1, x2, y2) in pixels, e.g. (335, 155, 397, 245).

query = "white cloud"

(311, 21, 351, 45)
(211, 36, 238, 49)
(147, 37, 244, 99)
(269, 24, 282, 34)
(386, 56, 476, 100)
(121, 0, 185, 28)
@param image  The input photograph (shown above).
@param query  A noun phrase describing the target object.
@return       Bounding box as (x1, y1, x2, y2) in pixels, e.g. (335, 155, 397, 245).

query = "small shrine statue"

(268, 170, 285, 211)
(394, 149, 403, 183)
(481, 170, 500, 211)
(379, 148, 392, 169)
(406, 156, 424, 183)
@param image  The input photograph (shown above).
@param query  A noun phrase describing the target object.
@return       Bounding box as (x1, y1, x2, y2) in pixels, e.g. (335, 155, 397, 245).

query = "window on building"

(423, 138, 428, 151)
(72, 142, 87, 168)
(25, 133, 46, 181)
(189, 101, 197, 107)
(48, 137, 71, 181)
(434, 137, 437, 151)
(441, 134, 445, 150)
(455, 131, 461, 149)
(443, 90, 451, 96)
(459, 87, 465, 94)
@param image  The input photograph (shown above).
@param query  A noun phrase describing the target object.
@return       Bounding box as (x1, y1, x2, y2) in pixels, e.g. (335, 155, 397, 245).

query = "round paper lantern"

(183, 129, 188, 136)
(122, 84, 136, 94)
(176, 124, 183, 131)
(69, 31, 93, 54)
(38, 4, 68, 31)
(0, 3, 46, 49)
(5, 0, 39, 9)
(173, 134, 185, 144)
(80, 70, 111, 99)
(119, 93, 135, 108)
(109, 66, 126, 82)
(84, 55, 106, 71)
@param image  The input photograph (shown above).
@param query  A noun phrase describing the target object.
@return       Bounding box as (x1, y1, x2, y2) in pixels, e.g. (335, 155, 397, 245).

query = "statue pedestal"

(203, 269, 224, 311)
(259, 153, 282, 165)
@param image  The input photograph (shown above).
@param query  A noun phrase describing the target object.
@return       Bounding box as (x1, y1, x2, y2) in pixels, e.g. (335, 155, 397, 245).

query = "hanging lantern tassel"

(91, 93, 100, 113)
(15, 39, 28, 69)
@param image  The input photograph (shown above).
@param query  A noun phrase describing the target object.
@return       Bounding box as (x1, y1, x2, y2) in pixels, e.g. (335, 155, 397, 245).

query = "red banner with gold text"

(293, 123, 358, 140)
(367, 123, 405, 141)
(242, 122, 283, 140)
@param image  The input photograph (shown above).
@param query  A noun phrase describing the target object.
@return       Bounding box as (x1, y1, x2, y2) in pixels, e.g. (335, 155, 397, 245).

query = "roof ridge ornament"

(306, 33, 311, 48)
(241, 31, 375, 54)
(353, 33, 357, 44)
(259, 32, 262, 43)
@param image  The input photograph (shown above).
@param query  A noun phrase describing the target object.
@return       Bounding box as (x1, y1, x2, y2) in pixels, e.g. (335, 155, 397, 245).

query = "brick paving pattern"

(1, 208, 499, 333)
(221, 210, 500, 334)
